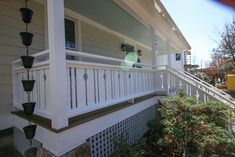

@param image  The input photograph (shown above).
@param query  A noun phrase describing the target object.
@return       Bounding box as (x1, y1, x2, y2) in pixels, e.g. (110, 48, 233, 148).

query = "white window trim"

(64, 15, 81, 51)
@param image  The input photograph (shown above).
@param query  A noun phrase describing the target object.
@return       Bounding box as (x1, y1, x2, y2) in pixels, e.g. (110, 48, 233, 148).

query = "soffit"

(114, 0, 191, 51)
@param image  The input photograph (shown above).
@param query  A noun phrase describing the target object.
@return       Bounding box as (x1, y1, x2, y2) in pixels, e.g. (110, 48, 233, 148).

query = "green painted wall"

(64, 0, 151, 47)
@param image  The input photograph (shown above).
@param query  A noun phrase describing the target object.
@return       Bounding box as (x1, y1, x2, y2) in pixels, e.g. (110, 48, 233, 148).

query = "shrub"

(112, 94, 235, 157)
(156, 95, 235, 157)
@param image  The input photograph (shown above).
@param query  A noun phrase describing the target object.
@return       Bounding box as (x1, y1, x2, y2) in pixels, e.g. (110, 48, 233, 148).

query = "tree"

(212, 19, 235, 64)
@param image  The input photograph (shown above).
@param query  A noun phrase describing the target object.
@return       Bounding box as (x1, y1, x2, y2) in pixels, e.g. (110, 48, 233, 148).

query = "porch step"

(12, 92, 165, 133)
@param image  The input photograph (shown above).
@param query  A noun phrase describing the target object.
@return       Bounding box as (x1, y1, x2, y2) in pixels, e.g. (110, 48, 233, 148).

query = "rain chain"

(19, 0, 38, 156)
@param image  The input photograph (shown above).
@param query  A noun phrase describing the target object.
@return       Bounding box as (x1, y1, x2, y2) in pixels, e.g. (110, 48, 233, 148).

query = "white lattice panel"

(88, 105, 156, 157)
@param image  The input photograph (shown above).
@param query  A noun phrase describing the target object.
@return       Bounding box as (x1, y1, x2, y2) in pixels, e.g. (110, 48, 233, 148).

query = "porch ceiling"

(64, 0, 152, 47)
(114, 0, 191, 52)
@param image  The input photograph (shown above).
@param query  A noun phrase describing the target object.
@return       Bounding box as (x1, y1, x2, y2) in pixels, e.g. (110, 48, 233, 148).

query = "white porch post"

(151, 27, 157, 66)
(167, 40, 172, 67)
(47, 0, 69, 129)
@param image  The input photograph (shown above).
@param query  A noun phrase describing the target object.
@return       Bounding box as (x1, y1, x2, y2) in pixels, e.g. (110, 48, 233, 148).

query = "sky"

(161, 0, 235, 68)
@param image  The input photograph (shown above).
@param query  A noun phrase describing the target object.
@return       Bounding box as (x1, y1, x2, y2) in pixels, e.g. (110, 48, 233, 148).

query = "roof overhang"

(114, 0, 191, 52)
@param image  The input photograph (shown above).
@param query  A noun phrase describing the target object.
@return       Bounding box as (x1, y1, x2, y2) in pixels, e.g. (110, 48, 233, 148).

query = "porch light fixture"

(137, 49, 142, 56)
(121, 44, 126, 51)
(176, 53, 181, 61)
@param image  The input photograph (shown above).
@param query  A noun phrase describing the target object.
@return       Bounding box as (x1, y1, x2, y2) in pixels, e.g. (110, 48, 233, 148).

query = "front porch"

(11, 48, 235, 155)
(10, 0, 235, 156)
(12, 49, 167, 130)
(12, 0, 183, 130)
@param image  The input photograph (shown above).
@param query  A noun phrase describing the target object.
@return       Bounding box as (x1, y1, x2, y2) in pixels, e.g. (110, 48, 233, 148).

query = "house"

(0, 0, 234, 157)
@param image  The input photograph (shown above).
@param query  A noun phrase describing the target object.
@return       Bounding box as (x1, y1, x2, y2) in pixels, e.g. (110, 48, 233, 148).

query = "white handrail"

(162, 65, 235, 108)
(13, 61, 49, 72)
(169, 66, 233, 99)
(66, 49, 154, 68)
(12, 50, 49, 64)
(66, 60, 155, 72)
(182, 69, 230, 96)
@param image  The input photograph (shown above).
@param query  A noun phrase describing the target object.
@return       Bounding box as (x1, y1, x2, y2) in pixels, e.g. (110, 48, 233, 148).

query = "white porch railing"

(12, 49, 162, 120)
(12, 49, 235, 121)
(66, 50, 160, 117)
(12, 50, 51, 118)
(158, 65, 235, 109)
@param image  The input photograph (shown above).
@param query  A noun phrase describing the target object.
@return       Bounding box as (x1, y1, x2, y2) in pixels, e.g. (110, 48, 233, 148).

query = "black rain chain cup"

(20, 7, 33, 24)
(19, 0, 38, 156)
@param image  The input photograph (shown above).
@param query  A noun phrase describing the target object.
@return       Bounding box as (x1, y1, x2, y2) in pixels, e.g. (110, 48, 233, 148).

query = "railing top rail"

(169, 66, 232, 97)
(66, 60, 155, 72)
(66, 49, 154, 68)
(179, 67, 229, 95)
(160, 65, 235, 107)
(12, 50, 49, 64)
(13, 61, 50, 72)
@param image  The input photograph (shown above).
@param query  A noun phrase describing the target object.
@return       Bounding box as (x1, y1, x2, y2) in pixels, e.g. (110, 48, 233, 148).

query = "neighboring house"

(0, 0, 234, 157)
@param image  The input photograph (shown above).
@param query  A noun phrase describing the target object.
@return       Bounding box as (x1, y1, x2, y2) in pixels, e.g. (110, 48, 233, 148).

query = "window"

(65, 18, 76, 49)
(125, 44, 135, 53)
(176, 53, 181, 61)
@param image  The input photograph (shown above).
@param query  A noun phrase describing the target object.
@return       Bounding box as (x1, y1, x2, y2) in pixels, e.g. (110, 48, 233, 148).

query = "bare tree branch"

(212, 19, 235, 64)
